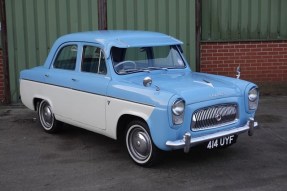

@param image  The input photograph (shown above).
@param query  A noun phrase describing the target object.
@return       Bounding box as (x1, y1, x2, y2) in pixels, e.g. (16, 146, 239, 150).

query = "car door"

(71, 44, 110, 130)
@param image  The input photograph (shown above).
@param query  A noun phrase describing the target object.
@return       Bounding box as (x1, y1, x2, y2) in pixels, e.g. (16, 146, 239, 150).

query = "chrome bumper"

(166, 118, 258, 153)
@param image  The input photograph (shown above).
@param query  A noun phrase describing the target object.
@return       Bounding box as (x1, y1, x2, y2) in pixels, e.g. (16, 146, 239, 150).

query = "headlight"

(248, 88, 258, 101)
(172, 99, 185, 115)
(248, 87, 259, 110)
(172, 99, 185, 125)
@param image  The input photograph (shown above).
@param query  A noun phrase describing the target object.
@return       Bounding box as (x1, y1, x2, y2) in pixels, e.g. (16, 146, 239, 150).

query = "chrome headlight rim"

(172, 99, 185, 116)
(171, 98, 185, 125)
(248, 87, 259, 110)
(248, 87, 258, 102)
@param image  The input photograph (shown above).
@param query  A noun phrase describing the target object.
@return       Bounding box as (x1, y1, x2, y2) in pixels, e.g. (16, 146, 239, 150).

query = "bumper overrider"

(166, 118, 259, 153)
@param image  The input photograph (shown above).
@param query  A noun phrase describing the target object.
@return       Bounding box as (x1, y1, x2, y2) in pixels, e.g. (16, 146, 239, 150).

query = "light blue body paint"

(20, 31, 258, 151)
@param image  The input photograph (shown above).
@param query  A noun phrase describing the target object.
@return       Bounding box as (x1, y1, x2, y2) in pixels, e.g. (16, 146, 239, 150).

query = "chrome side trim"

(166, 118, 258, 153)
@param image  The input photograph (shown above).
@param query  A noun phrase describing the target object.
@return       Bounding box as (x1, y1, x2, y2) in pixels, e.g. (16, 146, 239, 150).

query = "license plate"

(206, 135, 237, 149)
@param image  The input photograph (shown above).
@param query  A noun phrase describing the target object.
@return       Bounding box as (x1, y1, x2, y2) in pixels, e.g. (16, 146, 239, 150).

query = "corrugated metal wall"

(107, 0, 196, 71)
(202, 0, 287, 41)
(5, 0, 99, 102)
(5, 0, 196, 103)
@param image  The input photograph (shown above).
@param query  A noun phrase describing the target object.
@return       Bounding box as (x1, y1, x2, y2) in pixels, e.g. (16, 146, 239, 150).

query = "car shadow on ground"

(40, 121, 241, 169)
(0, 106, 261, 170)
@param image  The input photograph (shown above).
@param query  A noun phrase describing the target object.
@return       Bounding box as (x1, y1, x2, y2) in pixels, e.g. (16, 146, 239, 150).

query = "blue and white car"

(20, 31, 259, 166)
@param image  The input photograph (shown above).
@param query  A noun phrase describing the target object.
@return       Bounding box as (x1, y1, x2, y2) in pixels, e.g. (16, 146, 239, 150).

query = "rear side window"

(53, 45, 77, 70)
(81, 46, 107, 75)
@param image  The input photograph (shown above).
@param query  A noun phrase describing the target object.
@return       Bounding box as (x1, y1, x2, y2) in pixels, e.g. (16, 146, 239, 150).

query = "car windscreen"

(111, 45, 186, 74)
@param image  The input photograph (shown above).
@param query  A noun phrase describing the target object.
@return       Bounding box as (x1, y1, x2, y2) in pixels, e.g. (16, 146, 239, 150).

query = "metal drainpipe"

(0, 0, 11, 104)
(195, 0, 202, 72)
(98, 0, 107, 30)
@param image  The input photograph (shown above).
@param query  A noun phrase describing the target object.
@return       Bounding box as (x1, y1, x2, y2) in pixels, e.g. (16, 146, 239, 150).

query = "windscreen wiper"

(147, 67, 168, 71)
(119, 68, 149, 74)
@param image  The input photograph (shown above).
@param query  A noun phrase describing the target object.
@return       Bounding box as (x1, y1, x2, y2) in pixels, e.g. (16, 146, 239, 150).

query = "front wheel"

(37, 100, 60, 133)
(125, 120, 161, 167)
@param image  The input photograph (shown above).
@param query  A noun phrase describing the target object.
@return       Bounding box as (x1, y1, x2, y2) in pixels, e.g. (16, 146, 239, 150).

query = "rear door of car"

(45, 42, 110, 130)
(44, 43, 81, 122)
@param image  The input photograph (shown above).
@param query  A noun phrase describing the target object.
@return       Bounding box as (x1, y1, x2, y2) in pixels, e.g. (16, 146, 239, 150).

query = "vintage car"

(20, 31, 259, 166)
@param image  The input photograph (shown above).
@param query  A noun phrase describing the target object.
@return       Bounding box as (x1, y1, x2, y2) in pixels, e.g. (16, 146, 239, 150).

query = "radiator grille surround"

(191, 104, 238, 131)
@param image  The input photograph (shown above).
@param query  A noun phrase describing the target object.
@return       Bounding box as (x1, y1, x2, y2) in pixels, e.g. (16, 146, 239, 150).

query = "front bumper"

(166, 118, 258, 153)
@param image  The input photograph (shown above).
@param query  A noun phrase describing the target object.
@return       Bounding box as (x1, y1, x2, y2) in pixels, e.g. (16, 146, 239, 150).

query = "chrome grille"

(191, 104, 238, 131)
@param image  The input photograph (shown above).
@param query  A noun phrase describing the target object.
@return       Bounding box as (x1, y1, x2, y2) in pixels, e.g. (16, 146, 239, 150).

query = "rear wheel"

(125, 120, 161, 166)
(37, 100, 60, 133)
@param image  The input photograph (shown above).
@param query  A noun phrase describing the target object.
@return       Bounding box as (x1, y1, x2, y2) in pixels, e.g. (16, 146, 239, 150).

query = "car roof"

(56, 30, 183, 57)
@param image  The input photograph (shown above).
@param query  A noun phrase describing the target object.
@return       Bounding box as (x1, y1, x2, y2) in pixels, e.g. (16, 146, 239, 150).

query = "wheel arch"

(116, 114, 147, 142)
(33, 97, 53, 111)
(33, 97, 43, 111)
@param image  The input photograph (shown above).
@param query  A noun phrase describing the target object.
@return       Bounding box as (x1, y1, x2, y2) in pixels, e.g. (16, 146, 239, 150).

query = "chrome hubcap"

(43, 106, 52, 124)
(127, 125, 152, 162)
(40, 102, 54, 130)
(132, 131, 150, 156)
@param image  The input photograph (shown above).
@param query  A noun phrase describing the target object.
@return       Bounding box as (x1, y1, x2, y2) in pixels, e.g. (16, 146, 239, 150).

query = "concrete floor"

(0, 96, 286, 191)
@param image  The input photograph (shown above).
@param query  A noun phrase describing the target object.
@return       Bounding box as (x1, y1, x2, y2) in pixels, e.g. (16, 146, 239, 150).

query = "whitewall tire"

(37, 100, 60, 133)
(125, 120, 161, 166)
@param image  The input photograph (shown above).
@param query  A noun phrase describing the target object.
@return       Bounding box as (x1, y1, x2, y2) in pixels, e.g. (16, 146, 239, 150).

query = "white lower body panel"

(20, 79, 155, 139)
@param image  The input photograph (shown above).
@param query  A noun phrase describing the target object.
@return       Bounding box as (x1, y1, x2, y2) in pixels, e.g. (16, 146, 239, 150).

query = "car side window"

(53, 45, 77, 70)
(81, 46, 107, 75)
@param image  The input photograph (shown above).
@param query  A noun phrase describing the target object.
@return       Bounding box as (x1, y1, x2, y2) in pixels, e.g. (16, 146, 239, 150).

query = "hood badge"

(210, 92, 225, 98)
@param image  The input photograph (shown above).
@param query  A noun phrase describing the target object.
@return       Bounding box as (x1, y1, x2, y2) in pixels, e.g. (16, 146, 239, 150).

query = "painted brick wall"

(0, 49, 4, 103)
(200, 41, 287, 83)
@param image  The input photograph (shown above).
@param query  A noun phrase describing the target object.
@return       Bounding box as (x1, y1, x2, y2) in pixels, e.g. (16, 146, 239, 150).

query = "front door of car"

(71, 44, 110, 130)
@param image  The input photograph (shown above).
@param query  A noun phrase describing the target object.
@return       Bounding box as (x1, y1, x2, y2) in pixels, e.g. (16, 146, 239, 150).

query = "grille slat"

(191, 104, 238, 131)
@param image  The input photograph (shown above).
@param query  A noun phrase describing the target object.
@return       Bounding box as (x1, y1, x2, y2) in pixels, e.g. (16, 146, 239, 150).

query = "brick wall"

(200, 41, 287, 83)
(0, 49, 4, 103)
